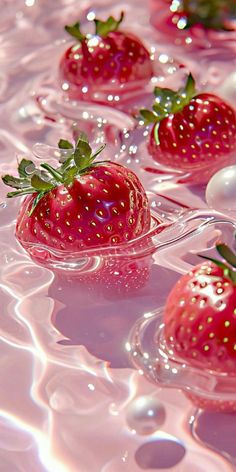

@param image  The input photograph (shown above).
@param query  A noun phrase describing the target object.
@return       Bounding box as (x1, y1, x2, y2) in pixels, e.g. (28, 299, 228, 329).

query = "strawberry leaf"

(59, 156, 74, 174)
(91, 144, 106, 160)
(31, 174, 54, 192)
(177, 73, 196, 111)
(199, 255, 231, 271)
(140, 109, 158, 124)
(74, 147, 92, 170)
(18, 159, 35, 178)
(140, 74, 197, 135)
(74, 137, 92, 171)
(154, 88, 178, 109)
(152, 103, 168, 121)
(184, 73, 196, 99)
(216, 243, 236, 269)
(94, 11, 124, 37)
(75, 131, 89, 147)
(6, 188, 36, 198)
(2, 175, 30, 189)
(63, 166, 78, 185)
(64, 22, 85, 42)
(2, 135, 108, 211)
(40, 163, 64, 183)
(199, 243, 236, 285)
(58, 139, 73, 149)
(76, 139, 91, 156)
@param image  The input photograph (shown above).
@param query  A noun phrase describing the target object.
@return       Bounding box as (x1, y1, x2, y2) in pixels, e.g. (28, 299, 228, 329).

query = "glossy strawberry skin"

(16, 162, 151, 252)
(148, 93, 236, 176)
(163, 261, 236, 374)
(59, 31, 153, 103)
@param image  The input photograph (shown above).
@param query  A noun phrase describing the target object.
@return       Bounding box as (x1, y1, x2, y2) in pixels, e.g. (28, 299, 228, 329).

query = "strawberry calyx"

(1, 133, 105, 214)
(140, 74, 196, 144)
(140, 73, 196, 125)
(178, 0, 236, 31)
(200, 243, 236, 284)
(94, 11, 124, 37)
(65, 11, 124, 43)
(64, 22, 86, 42)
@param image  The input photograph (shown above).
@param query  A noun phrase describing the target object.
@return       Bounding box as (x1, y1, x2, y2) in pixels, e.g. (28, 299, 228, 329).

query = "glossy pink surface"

(1, 1, 236, 471)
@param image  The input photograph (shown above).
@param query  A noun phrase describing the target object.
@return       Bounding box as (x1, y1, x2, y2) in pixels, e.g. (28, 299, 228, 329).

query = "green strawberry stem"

(40, 163, 64, 183)
(140, 74, 196, 145)
(65, 11, 124, 43)
(140, 74, 196, 125)
(6, 187, 38, 198)
(94, 11, 124, 37)
(1, 135, 106, 214)
(58, 139, 74, 150)
(181, 0, 236, 30)
(18, 159, 36, 178)
(64, 22, 86, 42)
(199, 243, 236, 284)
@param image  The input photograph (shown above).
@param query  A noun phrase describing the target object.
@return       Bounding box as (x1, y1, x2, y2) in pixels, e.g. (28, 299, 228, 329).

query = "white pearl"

(206, 165, 236, 211)
(126, 396, 166, 435)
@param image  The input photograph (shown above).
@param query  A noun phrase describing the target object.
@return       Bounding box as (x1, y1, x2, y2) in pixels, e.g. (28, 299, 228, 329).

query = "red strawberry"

(59, 12, 153, 106)
(150, 0, 236, 39)
(163, 243, 236, 411)
(173, 0, 236, 31)
(1, 135, 151, 261)
(140, 74, 236, 183)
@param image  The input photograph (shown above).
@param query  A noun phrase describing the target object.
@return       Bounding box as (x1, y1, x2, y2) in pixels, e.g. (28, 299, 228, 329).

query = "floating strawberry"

(175, 0, 236, 31)
(150, 0, 236, 57)
(1, 135, 151, 259)
(140, 74, 236, 183)
(59, 12, 153, 105)
(163, 243, 236, 410)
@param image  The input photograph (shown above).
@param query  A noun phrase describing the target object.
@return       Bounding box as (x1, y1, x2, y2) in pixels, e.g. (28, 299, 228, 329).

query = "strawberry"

(150, 0, 236, 54)
(174, 0, 236, 31)
(59, 12, 153, 105)
(140, 74, 236, 183)
(163, 243, 236, 410)
(1, 135, 151, 260)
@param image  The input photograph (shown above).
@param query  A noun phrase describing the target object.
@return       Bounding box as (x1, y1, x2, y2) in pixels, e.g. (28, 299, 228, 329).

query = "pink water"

(1, 1, 236, 471)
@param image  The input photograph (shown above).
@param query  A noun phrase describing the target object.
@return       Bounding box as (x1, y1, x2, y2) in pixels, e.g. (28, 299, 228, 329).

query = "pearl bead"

(206, 165, 236, 211)
(126, 396, 166, 435)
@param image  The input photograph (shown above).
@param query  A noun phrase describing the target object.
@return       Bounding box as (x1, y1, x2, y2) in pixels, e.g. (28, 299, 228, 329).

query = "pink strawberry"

(163, 243, 236, 411)
(2, 135, 151, 258)
(59, 12, 153, 105)
(140, 74, 236, 183)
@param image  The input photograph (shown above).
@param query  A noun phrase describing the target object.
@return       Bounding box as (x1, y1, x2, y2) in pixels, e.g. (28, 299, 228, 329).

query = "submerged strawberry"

(140, 74, 236, 183)
(163, 243, 236, 410)
(59, 12, 153, 105)
(2, 135, 151, 255)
